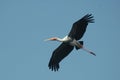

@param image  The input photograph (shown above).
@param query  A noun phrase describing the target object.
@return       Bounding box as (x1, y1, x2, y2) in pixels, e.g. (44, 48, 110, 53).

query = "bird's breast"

(62, 36, 72, 42)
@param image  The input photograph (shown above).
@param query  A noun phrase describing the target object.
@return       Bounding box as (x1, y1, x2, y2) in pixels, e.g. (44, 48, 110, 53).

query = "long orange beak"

(44, 38, 52, 41)
(44, 37, 57, 41)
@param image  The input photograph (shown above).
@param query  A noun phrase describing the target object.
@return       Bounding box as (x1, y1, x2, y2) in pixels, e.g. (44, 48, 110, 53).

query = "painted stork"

(45, 14, 96, 71)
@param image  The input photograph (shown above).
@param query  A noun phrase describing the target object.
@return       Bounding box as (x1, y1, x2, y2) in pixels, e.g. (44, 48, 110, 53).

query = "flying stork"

(45, 14, 96, 71)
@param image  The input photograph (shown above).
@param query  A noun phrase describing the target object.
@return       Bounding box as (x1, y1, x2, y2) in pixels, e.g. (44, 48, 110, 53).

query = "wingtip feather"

(83, 14, 94, 23)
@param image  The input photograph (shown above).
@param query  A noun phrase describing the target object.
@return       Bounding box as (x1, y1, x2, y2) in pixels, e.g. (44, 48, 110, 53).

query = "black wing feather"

(68, 14, 94, 40)
(48, 43, 74, 71)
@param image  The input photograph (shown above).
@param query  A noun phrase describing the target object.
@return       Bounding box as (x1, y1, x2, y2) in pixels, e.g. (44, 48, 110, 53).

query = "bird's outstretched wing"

(48, 43, 74, 71)
(68, 14, 94, 40)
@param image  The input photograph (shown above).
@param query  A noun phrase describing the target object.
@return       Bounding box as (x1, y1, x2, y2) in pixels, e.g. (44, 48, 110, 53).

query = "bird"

(45, 14, 96, 71)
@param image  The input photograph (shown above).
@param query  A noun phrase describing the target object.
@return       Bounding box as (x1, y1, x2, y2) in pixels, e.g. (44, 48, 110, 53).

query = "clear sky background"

(0, 0, 120, 80)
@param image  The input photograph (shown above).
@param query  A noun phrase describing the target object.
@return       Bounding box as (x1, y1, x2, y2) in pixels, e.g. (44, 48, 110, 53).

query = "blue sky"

(0, 0, 120, 80)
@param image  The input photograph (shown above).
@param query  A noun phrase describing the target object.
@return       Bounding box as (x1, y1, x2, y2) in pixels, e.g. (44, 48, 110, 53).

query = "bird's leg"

(78, 44, 96, 56)
(82, 47, 96, 56)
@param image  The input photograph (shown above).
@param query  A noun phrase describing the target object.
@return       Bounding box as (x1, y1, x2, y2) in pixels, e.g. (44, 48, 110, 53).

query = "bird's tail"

(75, 41, 83, 50)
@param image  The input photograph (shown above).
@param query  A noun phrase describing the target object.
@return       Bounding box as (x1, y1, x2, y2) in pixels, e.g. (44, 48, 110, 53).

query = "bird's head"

(44, 37, 58, 41)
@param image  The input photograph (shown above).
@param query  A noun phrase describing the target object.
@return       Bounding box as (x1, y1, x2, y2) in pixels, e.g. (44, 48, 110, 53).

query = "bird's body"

(61, 36, 82, 48)
(45, 14, 96, 71)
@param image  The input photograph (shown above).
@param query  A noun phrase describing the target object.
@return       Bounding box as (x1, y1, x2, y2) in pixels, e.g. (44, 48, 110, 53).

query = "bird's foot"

(90, 52, 96, 56)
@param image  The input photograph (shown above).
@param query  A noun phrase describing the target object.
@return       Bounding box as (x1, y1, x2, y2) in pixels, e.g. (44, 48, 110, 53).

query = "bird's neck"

(56, 36, 71, 42)
(56, 37, 64, 42)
